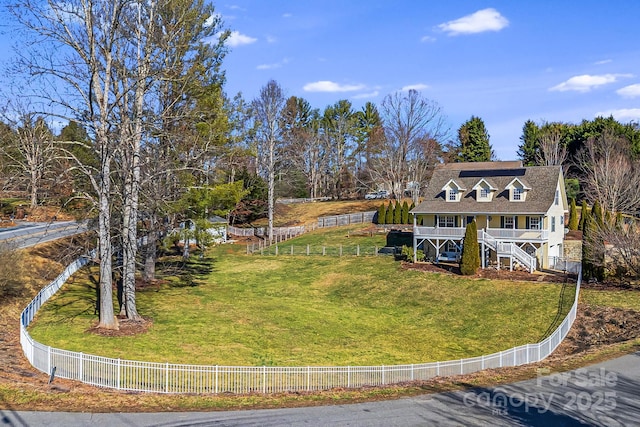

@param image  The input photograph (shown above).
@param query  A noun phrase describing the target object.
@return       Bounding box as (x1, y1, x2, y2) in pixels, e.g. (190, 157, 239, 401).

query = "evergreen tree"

(458, 116, 493, 162)
(401, 201, 409, 224)
(568, 199, 579, 230)
(582, 210, 594, 281)
(385, 201, 394, 224)
(460, 221, 480, 275)
(408, 202, 415, 224)
(578, 200, 588, 231)
(393, 202, 402, 224)
(517, 120, 540, 166)
(377, 203, 386, 224)
(592, 200, 604, 227)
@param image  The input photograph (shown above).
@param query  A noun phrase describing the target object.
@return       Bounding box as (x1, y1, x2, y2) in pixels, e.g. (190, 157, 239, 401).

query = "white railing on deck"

(20, 252, 581, 394)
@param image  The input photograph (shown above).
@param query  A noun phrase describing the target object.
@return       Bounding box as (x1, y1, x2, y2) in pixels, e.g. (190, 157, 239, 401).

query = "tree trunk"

(97, 159, 117, 329)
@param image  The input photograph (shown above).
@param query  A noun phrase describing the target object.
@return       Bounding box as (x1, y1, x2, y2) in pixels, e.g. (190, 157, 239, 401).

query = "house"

(410, 161, 568, 272)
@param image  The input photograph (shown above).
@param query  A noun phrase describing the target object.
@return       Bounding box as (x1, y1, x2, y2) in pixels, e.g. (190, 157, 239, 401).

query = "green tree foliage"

(568, 199, 579, 230)
(517, 120, 540, 166)
(457, 116, 493, 162)
(581, 209, 594, 281)
(393, 202, 402, 224)
(377, 203, 386, 224)
(582, 208, 605, 282)
(385, 201, 394, 224)
(592, 200, 604, 227)
(401, 201, 409, 224)
(460, 221, 480, 275)
(578, 200, 588, 231)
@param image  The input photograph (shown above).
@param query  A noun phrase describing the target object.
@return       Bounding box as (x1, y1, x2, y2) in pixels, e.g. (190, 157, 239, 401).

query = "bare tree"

(536, 122, 568, 170)
(0, 108, 57, 209)
(252, 80, 285, 241)
(575, 129, 640, 214)
(370, 90, 449, 200)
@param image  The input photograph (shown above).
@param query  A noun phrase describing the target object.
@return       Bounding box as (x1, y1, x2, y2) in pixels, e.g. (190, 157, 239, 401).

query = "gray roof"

(411, 163, 564, 215)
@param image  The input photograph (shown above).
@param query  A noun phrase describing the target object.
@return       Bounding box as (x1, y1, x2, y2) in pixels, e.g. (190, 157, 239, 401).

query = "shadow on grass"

(154, 252, 217, 288)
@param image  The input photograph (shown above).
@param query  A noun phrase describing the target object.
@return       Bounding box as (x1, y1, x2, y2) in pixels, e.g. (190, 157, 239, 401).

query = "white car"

(437, 251, 461, 262)
(365, 190, 390, 200)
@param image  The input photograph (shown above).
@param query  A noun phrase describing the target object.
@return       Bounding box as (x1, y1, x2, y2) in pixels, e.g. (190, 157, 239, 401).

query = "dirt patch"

(402, 261, 573, 283)
(87, 317, 153, 337)
(553, 304, 640, 357)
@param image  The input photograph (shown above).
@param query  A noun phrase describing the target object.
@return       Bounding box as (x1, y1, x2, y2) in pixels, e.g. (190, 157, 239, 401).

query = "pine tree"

(401, 201, 409, 224)
(385, 202, 394, 224)
(568, 199, 579, 230)
(460, 221, 480, 275)
(377, 203, 386, 224)
(458, 116, 493, 162)
(582, 210, 594, 281)
(393, 202, 402, 224)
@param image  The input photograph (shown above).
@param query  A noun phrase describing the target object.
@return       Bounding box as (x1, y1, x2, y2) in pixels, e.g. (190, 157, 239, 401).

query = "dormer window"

(513, 188, 523, 201)
(505, 177, 531, 202)
(442, 179, 465, 202)
(472, 178, 496, 202)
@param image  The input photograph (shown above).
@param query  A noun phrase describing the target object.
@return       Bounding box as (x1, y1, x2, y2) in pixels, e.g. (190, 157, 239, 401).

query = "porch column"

(413, 214, 417, 263)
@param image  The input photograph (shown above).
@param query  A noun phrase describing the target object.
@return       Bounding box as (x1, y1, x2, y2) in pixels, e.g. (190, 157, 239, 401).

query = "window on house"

(438, 215, 456, 228)
(513, 188, 523, 201)
(448, 189, 457, 201)
(551, 216, 556, 232)
(555, 190, 560, 205)
(529, 216, 541, 230)
(504, 216, 515, 229)
(480, 188, 490, 199)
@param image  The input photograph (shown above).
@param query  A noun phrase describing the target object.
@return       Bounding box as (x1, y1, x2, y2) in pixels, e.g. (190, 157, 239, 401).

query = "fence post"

(263, 366, 267, 394)
(165, 362, 170, 393)
(436, 361, 440, 376)
(357, 245, 360, 256)
(339, 245, 342, 257)
(375, 246, 378, 256)
(307, 244, 309, 256)
(323, 246, 326, 256)
(79, 352, 83, 382)
(117, 359, 122, 390)
(291, 245, 294, 255)
(275, 245, 279, 256)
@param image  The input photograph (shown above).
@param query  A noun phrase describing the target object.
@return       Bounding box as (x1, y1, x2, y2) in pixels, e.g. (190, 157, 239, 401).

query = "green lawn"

(29, 243, 576, 367)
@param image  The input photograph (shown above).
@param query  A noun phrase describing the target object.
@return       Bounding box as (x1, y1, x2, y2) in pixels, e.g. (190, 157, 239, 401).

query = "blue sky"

(1, 2, 639, 161)
(218, 1, 640, 160)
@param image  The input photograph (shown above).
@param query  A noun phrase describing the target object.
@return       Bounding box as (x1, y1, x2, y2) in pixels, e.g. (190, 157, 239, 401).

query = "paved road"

(2, 352, 638, 426)
(0, 221, 89, 249)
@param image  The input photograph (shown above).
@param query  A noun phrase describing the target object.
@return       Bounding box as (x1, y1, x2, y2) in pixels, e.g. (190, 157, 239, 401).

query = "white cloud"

(352, 91, 379, 99)
(401, 83, 429, 91)
(594, 108, 640, 121)
(438, 8, 509, 36)
(226, 31, 257, 47)
(549, 74, 632, 93)
(420, 35, 436, 43)
(303, 81, 366, 92)
(266, 35, 277, 43)
(617, 84, 640, 98)
(257, 58, 290, 70)
(595, 59, 612, 65)
(283, 13, 293, 18)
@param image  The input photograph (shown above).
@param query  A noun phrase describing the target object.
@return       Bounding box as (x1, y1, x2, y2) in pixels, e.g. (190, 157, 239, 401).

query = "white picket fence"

(20, 253, 581, 394)
(317, 211, 376, 228)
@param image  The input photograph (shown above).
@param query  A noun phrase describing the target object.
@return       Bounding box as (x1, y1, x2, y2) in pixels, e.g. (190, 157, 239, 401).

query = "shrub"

(568, 199, 579, 230)
(385, 202, 393, 224)
(393, 202, 402, 224)
(401, 201, 409, 224)
(460, 221, 479, 275)
(377, 203, 386, 224)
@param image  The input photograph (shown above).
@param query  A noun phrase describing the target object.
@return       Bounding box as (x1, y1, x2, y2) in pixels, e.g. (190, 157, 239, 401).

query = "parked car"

(365, 190, 390, 200)
(437, 251, 461, 262)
